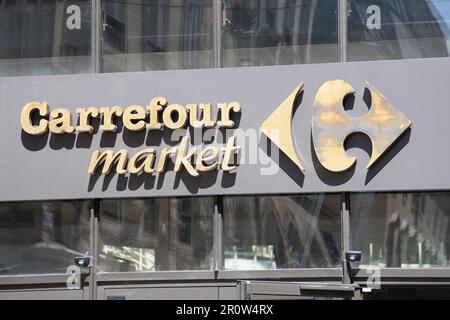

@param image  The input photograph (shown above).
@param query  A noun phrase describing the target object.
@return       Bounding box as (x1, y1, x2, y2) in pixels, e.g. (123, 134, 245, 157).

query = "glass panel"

(223, 194, 341, 269)
(0, 0, 92, 77)
(99, 197, 214, 271)
(348, 0, 450, 61)
(0, 200, 90, 275)
(222, 0, 338, 68)
(350, 192, 450, 268)
(101, 0, 213, 72)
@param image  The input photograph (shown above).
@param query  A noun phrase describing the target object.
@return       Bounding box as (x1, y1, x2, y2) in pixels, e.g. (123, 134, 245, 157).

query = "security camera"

(345, 251, 362, 263)
(74, 256, 91, 268)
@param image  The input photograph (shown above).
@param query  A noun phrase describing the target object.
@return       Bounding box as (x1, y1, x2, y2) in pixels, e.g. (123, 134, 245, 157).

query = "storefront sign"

(20, 98, 241, 177)
(1, 58, 450, 201)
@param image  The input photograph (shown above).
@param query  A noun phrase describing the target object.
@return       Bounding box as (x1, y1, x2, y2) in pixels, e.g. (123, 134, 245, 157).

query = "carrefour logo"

(261, 79, 412, 173)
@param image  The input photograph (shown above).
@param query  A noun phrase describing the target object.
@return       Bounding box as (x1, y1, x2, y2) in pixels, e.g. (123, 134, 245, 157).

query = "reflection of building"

(100, 198, 213, 272)
(224, 195, 340, 269)
(349, 0, 449, 60)
(0, 202, 90, 275)
(102, 0, 213, 72)
(222, 0, 338, 66)
(384, 194, 450, 267)
(352, 193, 450, 268)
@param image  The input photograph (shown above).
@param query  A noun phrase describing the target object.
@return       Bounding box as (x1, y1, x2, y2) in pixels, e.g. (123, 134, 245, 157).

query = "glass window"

(222, 0, 338, 68)
(101, 0, 214, 72)
(0, 0, 92, 77)
(348, 0, 450, 61)
(223, 194, 341, 270)
(350, 192, 450, 268)
(99, 197, 214, 272)
(0, 200, 90, 275)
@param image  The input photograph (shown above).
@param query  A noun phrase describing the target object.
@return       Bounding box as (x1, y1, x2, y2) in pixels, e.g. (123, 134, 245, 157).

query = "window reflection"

(351, 192, 450, 268)
(101, 0, 213, 72)
(223, 194, 341, 269)
(0, 201, 90, 275)
(348, 0, 450, 61)
(99, 197, 214, 272)
(222, 0, 338, 67)
(0, 0, 92, 76)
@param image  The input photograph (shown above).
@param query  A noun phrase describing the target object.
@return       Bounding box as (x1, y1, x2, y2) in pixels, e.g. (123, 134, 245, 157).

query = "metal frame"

(236, 280, 361, 300)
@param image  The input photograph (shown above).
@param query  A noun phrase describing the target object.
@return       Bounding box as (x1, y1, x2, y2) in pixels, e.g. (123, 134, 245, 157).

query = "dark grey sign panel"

(1, 58, 449, 201)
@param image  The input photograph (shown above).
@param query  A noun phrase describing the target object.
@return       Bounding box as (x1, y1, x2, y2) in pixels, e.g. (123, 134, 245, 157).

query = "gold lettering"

(163, 104, 188, 129)
(20, 101, 49, 135)
(128, 148, 156, 174)
(76, 107, 100, 133)
(221, 136, 240, 171)
(174, 136, 199, 176)
(156, 147, 177, 172)
(196, 146, 219, 172)
(146, 97, 166, 130)
(186, 103, 215, 128)
(49, 108, 75, 134)
(217, 102, 241, 128)
(123, 105, 146, 131)
(99, 106, 123, 132)
(88, 149, 129, 175)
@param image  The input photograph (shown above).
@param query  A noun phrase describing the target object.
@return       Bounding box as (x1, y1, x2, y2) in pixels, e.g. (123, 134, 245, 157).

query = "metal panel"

(237, 280, 360, 300)
(2, 58, 450, 201)
(218, 286, 238, 300)
(95, 268, 342, 283)
(0, 289, 83, 300)
(103, 286, 218, 300)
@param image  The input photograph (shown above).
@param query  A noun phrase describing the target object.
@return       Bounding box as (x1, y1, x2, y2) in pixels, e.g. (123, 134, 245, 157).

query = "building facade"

(1, 0, 450, 300)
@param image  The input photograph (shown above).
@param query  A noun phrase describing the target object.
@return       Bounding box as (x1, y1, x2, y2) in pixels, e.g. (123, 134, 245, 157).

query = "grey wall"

(1, 57, 450, 201)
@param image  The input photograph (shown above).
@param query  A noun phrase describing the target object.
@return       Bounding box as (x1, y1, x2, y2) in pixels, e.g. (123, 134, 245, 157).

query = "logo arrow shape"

(362, 81, 412, 168)
(260, 84, 304, 172)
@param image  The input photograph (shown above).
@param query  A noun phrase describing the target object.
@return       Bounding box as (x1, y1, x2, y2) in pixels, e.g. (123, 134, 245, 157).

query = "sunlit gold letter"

(146, 97, 166, 130)
(163, 104, 188, 129)
(123, 105, 146, 131)
(221, 136, 240, 171)
(99, 106, 123, 132)
(186, 103, 215, 128)
(76, 107, 100, 133)
(88, 149, 129, 175)
(217, 102, 241, 128)
(21, 101, 49, 135)
(49, 108, 75, 134)
(128, 148, 156, 174)
(196, 146, 219, 172)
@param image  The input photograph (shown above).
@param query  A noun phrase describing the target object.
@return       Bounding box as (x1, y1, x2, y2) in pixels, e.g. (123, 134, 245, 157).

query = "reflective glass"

(0, 200, 90, 275)
(222, 0, 338, 67)
(101, 0, 214, 72)
(0, 0, 92, 76)
(351, 192, 450, 268)
(99, 197, 214, 272)
(348, 0, 450, 61)
(223, 194, 341, 269)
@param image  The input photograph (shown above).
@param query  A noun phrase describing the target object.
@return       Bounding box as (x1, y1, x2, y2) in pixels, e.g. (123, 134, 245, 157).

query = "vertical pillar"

(341, 192, 351, 284)
(213, 196, 224, 271)
(338, 0, 348, 62)
(89, 199, 100, 300)
(213, 0, 223, 68)
(91, 0, 101, 73)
